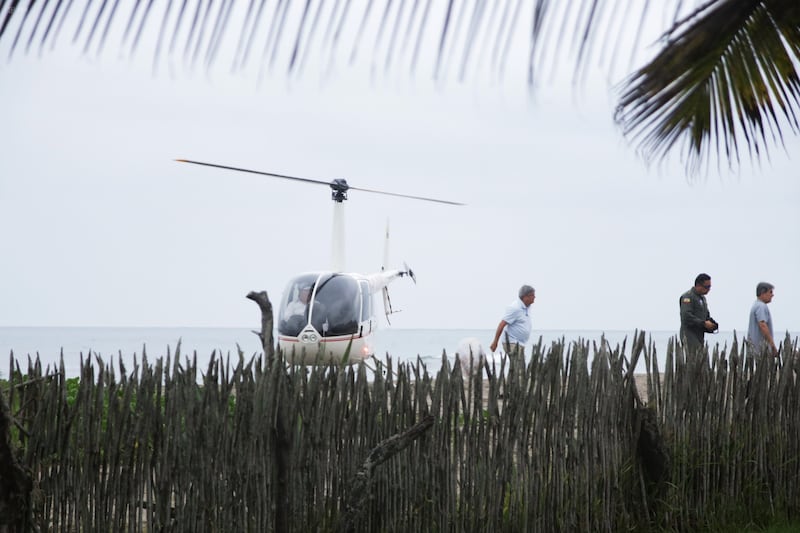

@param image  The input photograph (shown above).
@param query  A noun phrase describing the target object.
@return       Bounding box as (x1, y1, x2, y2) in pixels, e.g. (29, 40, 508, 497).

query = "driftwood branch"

(338, 415, 435, 533)
(246, 290, 275, 364)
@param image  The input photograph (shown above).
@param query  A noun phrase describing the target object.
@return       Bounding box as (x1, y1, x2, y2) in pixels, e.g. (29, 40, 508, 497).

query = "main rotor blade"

(348, 185, 464, 206)
(175, 159, 331, 187)
(175, 158, 465, 205)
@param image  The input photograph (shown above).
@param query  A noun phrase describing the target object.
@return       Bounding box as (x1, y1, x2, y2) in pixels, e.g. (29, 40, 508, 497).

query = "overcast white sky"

(1, 3, 798, 336)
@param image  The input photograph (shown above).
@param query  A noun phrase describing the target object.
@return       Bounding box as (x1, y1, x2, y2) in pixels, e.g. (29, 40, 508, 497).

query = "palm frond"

(615, 0, 800, 173)
(0, 0, 665, 84)
(4, 0, 798, 174)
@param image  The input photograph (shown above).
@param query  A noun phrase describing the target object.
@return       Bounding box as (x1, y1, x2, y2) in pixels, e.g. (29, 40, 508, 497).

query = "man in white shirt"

(489, 285, 536, 357)
(285, 286, 311, 317)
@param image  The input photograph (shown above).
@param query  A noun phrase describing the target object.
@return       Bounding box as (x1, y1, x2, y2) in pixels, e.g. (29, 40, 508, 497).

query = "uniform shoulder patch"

(682, 297, 691, 303)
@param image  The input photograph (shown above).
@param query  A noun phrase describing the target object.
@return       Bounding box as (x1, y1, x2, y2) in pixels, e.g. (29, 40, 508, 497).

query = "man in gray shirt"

(747, 281, 777, 355)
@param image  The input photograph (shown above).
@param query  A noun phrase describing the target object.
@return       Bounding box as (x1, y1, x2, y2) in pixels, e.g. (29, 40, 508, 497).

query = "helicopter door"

(359, 280, 372, 334)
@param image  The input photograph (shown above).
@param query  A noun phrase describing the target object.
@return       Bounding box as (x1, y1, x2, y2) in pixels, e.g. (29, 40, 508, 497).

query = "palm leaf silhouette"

(1, 0, 798, 174)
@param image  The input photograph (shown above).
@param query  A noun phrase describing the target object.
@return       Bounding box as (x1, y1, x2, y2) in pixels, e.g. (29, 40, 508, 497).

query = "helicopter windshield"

(278, 273, 362, 337)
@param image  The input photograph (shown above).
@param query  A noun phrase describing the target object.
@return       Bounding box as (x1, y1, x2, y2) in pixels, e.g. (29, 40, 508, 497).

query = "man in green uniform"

(679, 273, 718, 354)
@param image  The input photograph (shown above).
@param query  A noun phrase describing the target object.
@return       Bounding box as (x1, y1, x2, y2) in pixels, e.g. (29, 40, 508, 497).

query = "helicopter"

(176, 159, 463, 364)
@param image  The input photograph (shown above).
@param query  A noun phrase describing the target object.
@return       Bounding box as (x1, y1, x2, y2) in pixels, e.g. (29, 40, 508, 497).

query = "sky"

(1, 2, 798, 337)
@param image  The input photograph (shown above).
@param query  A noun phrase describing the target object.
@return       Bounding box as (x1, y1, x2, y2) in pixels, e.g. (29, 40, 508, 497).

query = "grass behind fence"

(4, 333, 800, 532)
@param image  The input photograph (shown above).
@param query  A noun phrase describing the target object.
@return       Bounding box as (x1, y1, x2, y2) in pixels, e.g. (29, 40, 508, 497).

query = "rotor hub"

(330, 179, 349, 202)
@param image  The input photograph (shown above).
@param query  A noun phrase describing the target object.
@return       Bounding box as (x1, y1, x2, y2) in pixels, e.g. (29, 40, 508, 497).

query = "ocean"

(1, 326, 765, 378)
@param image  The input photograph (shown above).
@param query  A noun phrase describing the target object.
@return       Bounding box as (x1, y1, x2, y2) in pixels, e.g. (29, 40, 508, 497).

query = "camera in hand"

(706, 317, 719, 333)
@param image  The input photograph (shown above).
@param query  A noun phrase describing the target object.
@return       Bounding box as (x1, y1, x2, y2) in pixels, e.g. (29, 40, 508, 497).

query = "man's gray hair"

(518, 285, 535, 299)
(756, 282, 774, 297)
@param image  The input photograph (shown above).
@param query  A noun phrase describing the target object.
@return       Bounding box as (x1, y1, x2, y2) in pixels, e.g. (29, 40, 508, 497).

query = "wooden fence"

(2, 332, 799, 532)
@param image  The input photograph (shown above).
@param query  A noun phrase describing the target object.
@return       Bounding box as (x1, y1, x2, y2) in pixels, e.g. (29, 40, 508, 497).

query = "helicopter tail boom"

(368, 264, 415, 323)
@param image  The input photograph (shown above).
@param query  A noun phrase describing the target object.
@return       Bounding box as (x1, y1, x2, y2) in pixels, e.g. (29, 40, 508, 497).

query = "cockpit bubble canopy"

(278, 273, 368, 338)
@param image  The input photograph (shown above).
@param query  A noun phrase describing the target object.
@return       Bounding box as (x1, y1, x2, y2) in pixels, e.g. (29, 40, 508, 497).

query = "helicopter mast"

(331, 201, 345, 272)
(330, 178, 349, 272)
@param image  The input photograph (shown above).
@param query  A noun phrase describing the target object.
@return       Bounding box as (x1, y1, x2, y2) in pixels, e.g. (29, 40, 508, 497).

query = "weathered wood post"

(247, 290, 290, 532)
(246, 290, 275, 364)
(0, 384, 32, 532)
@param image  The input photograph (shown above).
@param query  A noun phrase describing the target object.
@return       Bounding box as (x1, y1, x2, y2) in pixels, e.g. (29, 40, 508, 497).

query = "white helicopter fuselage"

(173, 159, 460, 365)
(276, 268, 409, 364)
